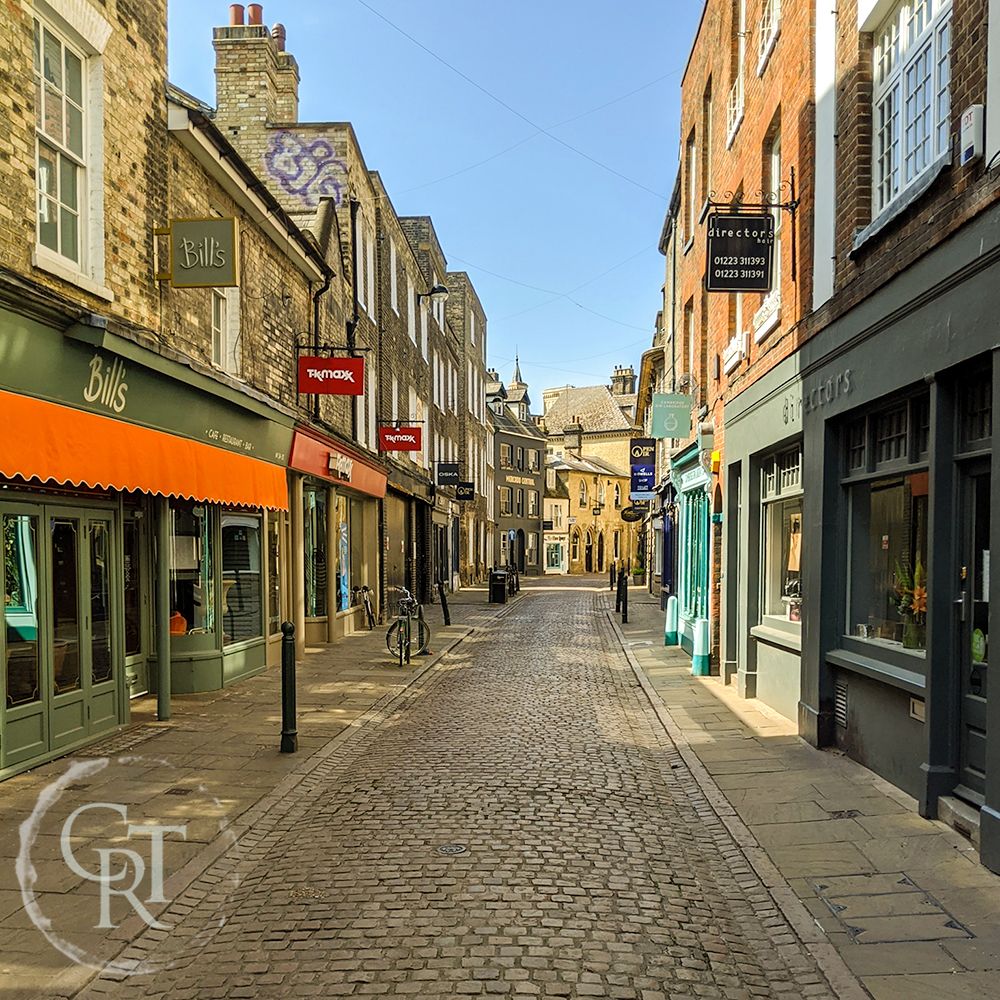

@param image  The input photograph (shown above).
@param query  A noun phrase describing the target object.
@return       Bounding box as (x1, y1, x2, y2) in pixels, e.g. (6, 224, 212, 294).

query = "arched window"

(571, 529, 580, 561)
(614, 483, 622, 508)
(578, 481, 587, 508)
(598, 481, 606, 504)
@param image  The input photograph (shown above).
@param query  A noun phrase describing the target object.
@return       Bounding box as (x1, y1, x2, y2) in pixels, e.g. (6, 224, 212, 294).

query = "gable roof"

(543, 385, 634, 434)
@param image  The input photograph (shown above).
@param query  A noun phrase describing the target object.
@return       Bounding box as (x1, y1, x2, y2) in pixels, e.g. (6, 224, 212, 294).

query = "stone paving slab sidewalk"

(612, 592, 1000, 1000)
(0, 587, 515, 1000)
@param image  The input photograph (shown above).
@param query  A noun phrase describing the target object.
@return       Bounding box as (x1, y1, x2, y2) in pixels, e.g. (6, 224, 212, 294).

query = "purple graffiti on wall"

(263, 131, 346, 208)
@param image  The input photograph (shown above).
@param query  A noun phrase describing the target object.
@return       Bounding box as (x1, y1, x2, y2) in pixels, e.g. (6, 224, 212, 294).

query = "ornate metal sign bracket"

(700, 167, 799, 281)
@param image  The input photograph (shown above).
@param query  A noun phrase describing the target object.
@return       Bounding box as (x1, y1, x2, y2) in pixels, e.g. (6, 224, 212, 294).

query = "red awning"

(0, 389, 288, 509)
(289, 428, 388, 499)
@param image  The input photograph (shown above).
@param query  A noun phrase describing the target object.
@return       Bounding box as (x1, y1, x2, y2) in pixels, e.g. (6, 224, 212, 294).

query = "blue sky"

(167, 1, 702, 398)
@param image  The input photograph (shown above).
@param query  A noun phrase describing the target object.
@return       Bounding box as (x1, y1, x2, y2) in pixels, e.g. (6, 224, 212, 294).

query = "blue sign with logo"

(630, 438, 656, 501)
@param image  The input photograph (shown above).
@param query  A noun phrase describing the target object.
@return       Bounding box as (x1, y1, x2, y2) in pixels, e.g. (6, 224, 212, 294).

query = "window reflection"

(4, 514, 40, 707)
(90, 522, 113, 684)
(222, 512, 262, 646)
(169, 502, 215, 635)
(51, 519, 80, 693)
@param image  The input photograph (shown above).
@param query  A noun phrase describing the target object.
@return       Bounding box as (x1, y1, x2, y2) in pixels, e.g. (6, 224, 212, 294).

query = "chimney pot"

(247, 3, 263, 25)
(229, 3, 245, 25)
(272, 22, 286, 50)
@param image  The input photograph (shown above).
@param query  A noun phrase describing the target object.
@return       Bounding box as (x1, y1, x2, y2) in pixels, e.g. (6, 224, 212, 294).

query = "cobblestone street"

(78, 581, 842, 999)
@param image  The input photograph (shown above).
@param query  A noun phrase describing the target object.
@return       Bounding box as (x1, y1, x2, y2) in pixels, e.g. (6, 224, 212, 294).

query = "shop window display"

(764, 498, 803, 622)
(4, 514, 40, 707)
(336, 494, 350, 613)
(221, 512, 263, 646)
(169, 502, 215, 635)
(267, 515, 281, 636)
(303, 486, 327, 618)
(851, 473, 929, 650)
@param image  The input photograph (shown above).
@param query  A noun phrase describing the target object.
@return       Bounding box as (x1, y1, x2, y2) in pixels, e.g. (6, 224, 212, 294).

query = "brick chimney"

(213, 4, 299, 136)
(610, 365, 636, 396)
(564, 422, 583, 457)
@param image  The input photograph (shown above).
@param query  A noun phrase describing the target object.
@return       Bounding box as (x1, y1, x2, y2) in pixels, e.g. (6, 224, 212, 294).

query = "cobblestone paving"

(82, 587, 839, 999)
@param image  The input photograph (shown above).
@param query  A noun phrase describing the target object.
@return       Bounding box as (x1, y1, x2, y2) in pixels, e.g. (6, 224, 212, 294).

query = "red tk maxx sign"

(378, 427, 422, 452)
(297, 356, 365, 395)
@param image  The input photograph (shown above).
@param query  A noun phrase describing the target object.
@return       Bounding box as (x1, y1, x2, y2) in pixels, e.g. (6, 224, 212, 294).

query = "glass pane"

(267, 515, 280, 636)
(65, 49, 82, 104)
(123, 520, 141, 657)
(169, 502, 215, 635)
(38, 195, 58, 251)
(33, 19, 40, 74)
(337, 494, 351, 612)
(42, 29, 62, 87)
(66, 103, 83, 157)
(51, 519, 81, 694)
(5, 514, 41, 707)
(851, 473, 929, 649)
(43, 83, 63, 142)
(59, 206, 78, 263)
(59, 156, 77, 210)
(303, 487, 327, 617)
(38, 145, 57, 197)
(221, 512, 262, 646)
(90, 522, 113, 684)
(764, 498, 803, 620)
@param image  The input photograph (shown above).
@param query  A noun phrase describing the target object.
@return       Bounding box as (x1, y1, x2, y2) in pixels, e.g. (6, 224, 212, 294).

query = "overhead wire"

(354, 0, 669, 201)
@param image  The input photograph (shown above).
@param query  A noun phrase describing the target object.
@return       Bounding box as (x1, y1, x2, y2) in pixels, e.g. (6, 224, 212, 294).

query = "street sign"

(378, 427, 421, 452)
(456, 482, 475, 502)
(630, 438, 656, 501)
(437, 462, 460, 486)
(705, 213, 775, 293)
(297, 356, 365, 395)
(621, 506, 645, 523)
(651, 393, 692, 439)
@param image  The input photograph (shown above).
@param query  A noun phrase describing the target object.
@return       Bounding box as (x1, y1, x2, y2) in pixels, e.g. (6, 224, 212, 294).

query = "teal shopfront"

(672, 444, 712, 670)
(1, 307, 293, 777)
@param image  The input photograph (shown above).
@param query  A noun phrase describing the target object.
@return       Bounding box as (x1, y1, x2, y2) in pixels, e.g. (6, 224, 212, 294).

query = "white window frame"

(366, 223, 375, 318)
(356, 221, 366, 312)
(420, 302, 428, 361)
(726, 0, 746, 147)
(470, 312, 476, 345)
(757, 0, 781, 77)
(872, 0, 952, 216)
(391, 375, 399, 422)
(754, 128, 783, 343)
(407, 276, 416, 342)
(211, 287, 241, 376)
(31, 2, 112, 300)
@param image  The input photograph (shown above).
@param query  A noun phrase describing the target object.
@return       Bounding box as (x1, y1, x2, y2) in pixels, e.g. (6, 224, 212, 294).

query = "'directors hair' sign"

(705, 213, 775, 293)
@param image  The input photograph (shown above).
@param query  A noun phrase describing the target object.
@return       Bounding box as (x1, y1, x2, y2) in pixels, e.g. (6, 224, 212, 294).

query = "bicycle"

(352, 585, 376, 630)
(385, 586, 431, 665)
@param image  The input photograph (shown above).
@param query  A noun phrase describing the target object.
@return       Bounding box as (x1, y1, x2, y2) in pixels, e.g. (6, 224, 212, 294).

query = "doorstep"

(611, 595, 1000, 1000)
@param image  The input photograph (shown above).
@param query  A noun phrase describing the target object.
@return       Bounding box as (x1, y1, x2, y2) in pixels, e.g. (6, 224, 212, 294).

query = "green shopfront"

(671, 443, 712, 671)
(0, 306, 293, 777)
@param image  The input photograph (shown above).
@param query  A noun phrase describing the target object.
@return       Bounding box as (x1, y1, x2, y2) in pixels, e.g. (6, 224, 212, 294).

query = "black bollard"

(615, 571, 623, 613)
(280, 621, 298, 753)
(610, 563, 616, 590)
(621, 572, 629, 624)
(437, 579, 451, 626)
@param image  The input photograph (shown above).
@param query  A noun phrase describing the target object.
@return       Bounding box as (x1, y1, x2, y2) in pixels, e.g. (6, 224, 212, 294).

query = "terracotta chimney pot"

(247, 3, 263, 25)
(272, 22, 286, 50)
(229, 3, 245, 25)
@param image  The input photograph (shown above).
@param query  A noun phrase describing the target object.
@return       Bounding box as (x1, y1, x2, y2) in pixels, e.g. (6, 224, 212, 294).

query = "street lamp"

(417, 284, 450, 306)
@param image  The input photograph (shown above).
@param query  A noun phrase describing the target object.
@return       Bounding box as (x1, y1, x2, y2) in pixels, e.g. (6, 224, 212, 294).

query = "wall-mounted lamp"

(417, 284, 450, 306)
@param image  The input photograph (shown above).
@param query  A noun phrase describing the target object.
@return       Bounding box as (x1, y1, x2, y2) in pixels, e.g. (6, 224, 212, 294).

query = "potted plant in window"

(894, 559, 927, 650)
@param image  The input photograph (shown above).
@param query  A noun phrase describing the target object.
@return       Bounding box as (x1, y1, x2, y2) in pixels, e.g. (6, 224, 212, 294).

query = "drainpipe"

(155, 496, 171, 720)
(311, 271, 332, 423)
(347, 198, 361, 442)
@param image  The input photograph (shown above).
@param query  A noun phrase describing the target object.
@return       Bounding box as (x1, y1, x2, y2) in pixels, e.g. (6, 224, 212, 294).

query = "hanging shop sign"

(651, 393, 692, 438)
(630, 437, 657, 501)
(437, 462, 460, 486)
(456, 482, 475, 502)
(297, 356, 365, 395)
(378, 426, 422, 452)
(156, 218, 239, 288)
(705, 213, 774, 293)
(621, 506, 645, 523)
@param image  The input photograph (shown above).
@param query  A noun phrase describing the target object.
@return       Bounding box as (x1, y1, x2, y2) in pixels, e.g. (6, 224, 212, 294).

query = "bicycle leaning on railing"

(385, 586, 431, 666)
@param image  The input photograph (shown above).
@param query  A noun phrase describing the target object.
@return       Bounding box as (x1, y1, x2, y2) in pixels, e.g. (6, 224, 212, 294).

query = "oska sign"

(297, 356, 365, 395)
(378, 427, 422, 452)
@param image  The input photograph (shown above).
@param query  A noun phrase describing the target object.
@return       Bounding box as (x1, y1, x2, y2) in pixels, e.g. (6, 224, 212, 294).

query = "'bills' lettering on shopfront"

(378, 427, 422, 452)
(297, 356, 365, 396)
(83, 355, 128, 414)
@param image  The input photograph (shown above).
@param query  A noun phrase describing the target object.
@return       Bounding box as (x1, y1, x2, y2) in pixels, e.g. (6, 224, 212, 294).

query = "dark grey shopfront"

(731, 205, 1000, 869)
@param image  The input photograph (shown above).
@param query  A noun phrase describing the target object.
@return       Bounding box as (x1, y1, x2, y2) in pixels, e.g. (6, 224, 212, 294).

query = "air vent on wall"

(835, 682, 849, 729)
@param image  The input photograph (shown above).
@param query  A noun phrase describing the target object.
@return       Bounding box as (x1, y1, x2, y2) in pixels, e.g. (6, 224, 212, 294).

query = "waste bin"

(489, 570, 508, 604)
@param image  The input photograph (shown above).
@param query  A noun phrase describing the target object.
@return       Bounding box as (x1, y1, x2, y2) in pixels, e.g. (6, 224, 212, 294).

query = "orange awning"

(0, 390, 288, 509)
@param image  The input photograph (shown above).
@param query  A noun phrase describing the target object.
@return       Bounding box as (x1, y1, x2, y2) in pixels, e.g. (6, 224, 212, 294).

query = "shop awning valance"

(0, 390, 288, 509)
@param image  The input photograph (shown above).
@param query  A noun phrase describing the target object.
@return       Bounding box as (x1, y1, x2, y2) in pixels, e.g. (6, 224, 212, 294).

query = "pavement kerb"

(604, 607, 873, 1000)
(46, 602, 531, 1000)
